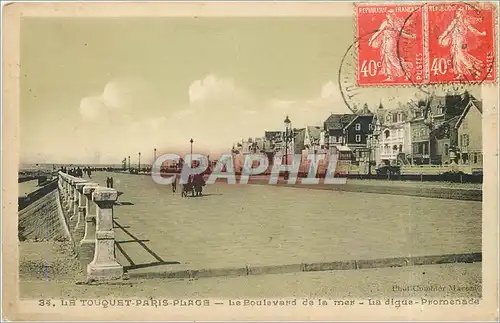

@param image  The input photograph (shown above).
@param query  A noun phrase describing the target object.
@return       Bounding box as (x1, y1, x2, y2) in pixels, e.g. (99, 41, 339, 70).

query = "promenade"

(85, 172, 481, 278)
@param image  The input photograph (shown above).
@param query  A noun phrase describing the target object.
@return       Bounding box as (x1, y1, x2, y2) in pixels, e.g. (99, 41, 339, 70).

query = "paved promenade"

(85, 172, 481, 277)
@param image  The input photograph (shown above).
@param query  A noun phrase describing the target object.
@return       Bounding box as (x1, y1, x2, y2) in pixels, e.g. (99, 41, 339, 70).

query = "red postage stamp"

(356, 4, 425, 86)
(427, 3, 496, 84)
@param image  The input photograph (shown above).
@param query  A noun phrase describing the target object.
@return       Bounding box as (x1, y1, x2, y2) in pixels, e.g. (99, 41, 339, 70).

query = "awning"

(334, 145, 352, 152)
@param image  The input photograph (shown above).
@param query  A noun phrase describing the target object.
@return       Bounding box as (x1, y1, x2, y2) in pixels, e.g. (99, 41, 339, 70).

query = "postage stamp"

(356, 4, 425, 86)
(2, 1, 499, 322)
(427, 2, 497, 84)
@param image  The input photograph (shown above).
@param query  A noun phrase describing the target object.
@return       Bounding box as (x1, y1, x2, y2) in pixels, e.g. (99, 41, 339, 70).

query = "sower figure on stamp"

(368, 9, 416, 81)
(438, 7, 487, 80)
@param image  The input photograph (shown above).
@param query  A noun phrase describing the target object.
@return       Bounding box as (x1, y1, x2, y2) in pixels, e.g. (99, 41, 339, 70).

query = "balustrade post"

(80, 183, 99, 245)
(71, 180, 86, 221)
(66, 179, 75, 213)
(74, 182, 88, 233)
(87, 187, 123, 281)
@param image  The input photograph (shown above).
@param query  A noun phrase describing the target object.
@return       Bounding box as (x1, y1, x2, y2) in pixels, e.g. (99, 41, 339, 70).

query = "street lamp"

(153, 148, 157, 163)
(283, 116, 292, 165)
(128, 156, 131, 170)
(190, 138, 194, 167)
(138, 152, 141, 171)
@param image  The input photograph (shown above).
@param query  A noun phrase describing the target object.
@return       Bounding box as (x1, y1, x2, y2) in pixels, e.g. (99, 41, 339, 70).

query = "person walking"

(171, 174, 177, 193)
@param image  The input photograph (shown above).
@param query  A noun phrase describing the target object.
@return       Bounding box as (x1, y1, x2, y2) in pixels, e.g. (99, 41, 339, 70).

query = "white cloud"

(320, 80, 338, 99)
(74, 74, 364, 161)
(79, 78, 154, 121)
(188, 74, 245, 106)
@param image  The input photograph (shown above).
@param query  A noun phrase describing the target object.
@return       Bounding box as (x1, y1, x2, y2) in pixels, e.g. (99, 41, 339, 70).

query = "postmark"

(427, 2, 497, 84)
(356, 4, 425, 86)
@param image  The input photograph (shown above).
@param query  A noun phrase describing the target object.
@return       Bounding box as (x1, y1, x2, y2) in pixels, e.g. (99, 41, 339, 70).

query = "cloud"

(188, 74, 247, 106)
(79, 78, 155, 121)
(74, 74, 360, 161)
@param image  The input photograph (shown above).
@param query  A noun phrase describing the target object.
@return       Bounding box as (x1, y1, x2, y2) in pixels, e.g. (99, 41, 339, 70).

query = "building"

(304, 126, 322, 152)
(374, 102, 412, 165)
(455, 99, 482, 169)
(432, 116, 460, 165)
(323, 113, 357, 162)
(342, 104, 375, 164)
(427, 93, 472, 165)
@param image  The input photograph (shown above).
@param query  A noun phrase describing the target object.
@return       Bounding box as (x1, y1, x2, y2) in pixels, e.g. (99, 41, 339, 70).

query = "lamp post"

(190, 138, 194, 167)
(283, 116, 291, 164)
(153, 148, 157, 163)
(283, 116, 292, 179)
(128, 156, 131, 171)
(138, 152, 141, 171)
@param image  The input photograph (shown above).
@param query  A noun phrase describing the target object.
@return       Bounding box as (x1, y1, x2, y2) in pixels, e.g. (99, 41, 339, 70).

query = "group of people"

(173, 173, 206, 197)
(60, 166, 92, 179)
(106, 177, 114, 188)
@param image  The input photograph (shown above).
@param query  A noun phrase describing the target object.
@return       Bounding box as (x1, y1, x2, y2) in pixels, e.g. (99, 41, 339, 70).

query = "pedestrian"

(171, 174, 177, 193)
(106, 177, 110, 188)
(87, 168, 92, 179)
(109, 177, 114, 189)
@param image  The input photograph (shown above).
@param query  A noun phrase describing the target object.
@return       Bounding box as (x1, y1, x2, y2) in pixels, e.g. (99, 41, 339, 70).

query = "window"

(473, 153, 478, 164)
(444, 144, 449, 156)
(397, 113, 402, 122)
(384, 130, 390, 138)
(355, 123, 361, 131)
(393, 114, 398, 123)
(331, 136, 337, 143)
(369, 124, 373, 131)
(355, 135, 361, 142)
(461, 134, 470, 147)
(437, 107, 443, 114)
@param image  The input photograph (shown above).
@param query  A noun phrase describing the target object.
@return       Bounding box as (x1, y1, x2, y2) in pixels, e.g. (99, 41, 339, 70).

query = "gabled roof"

(455, 100, 483, 129)
(324, 114, 356, 130)
(307, 126, 322, 142)
(342, 113, 375, 131)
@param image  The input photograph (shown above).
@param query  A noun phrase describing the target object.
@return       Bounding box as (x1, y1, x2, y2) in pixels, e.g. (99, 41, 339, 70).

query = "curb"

(266, 183, 483, 202)
(127, 252, 481, 280)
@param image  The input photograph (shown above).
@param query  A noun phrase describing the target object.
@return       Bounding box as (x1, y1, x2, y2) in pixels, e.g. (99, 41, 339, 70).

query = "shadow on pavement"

(124, 261, 181, 271)
(115, 201, 135, 206)
(113, 219, 181, 271)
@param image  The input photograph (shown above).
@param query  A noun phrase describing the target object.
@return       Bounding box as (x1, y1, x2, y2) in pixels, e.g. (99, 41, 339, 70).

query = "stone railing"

(57, 171, 123, 281)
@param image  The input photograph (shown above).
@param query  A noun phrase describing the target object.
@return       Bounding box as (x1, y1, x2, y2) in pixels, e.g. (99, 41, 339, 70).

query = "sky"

(20, 16, 475, 165)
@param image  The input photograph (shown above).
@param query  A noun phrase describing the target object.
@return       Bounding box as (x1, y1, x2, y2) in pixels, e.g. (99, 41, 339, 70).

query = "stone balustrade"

(57, 171, 123, 281)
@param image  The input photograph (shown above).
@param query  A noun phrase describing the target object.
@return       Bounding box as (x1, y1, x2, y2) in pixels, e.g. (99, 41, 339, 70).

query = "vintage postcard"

(2, 1, 499, 321)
